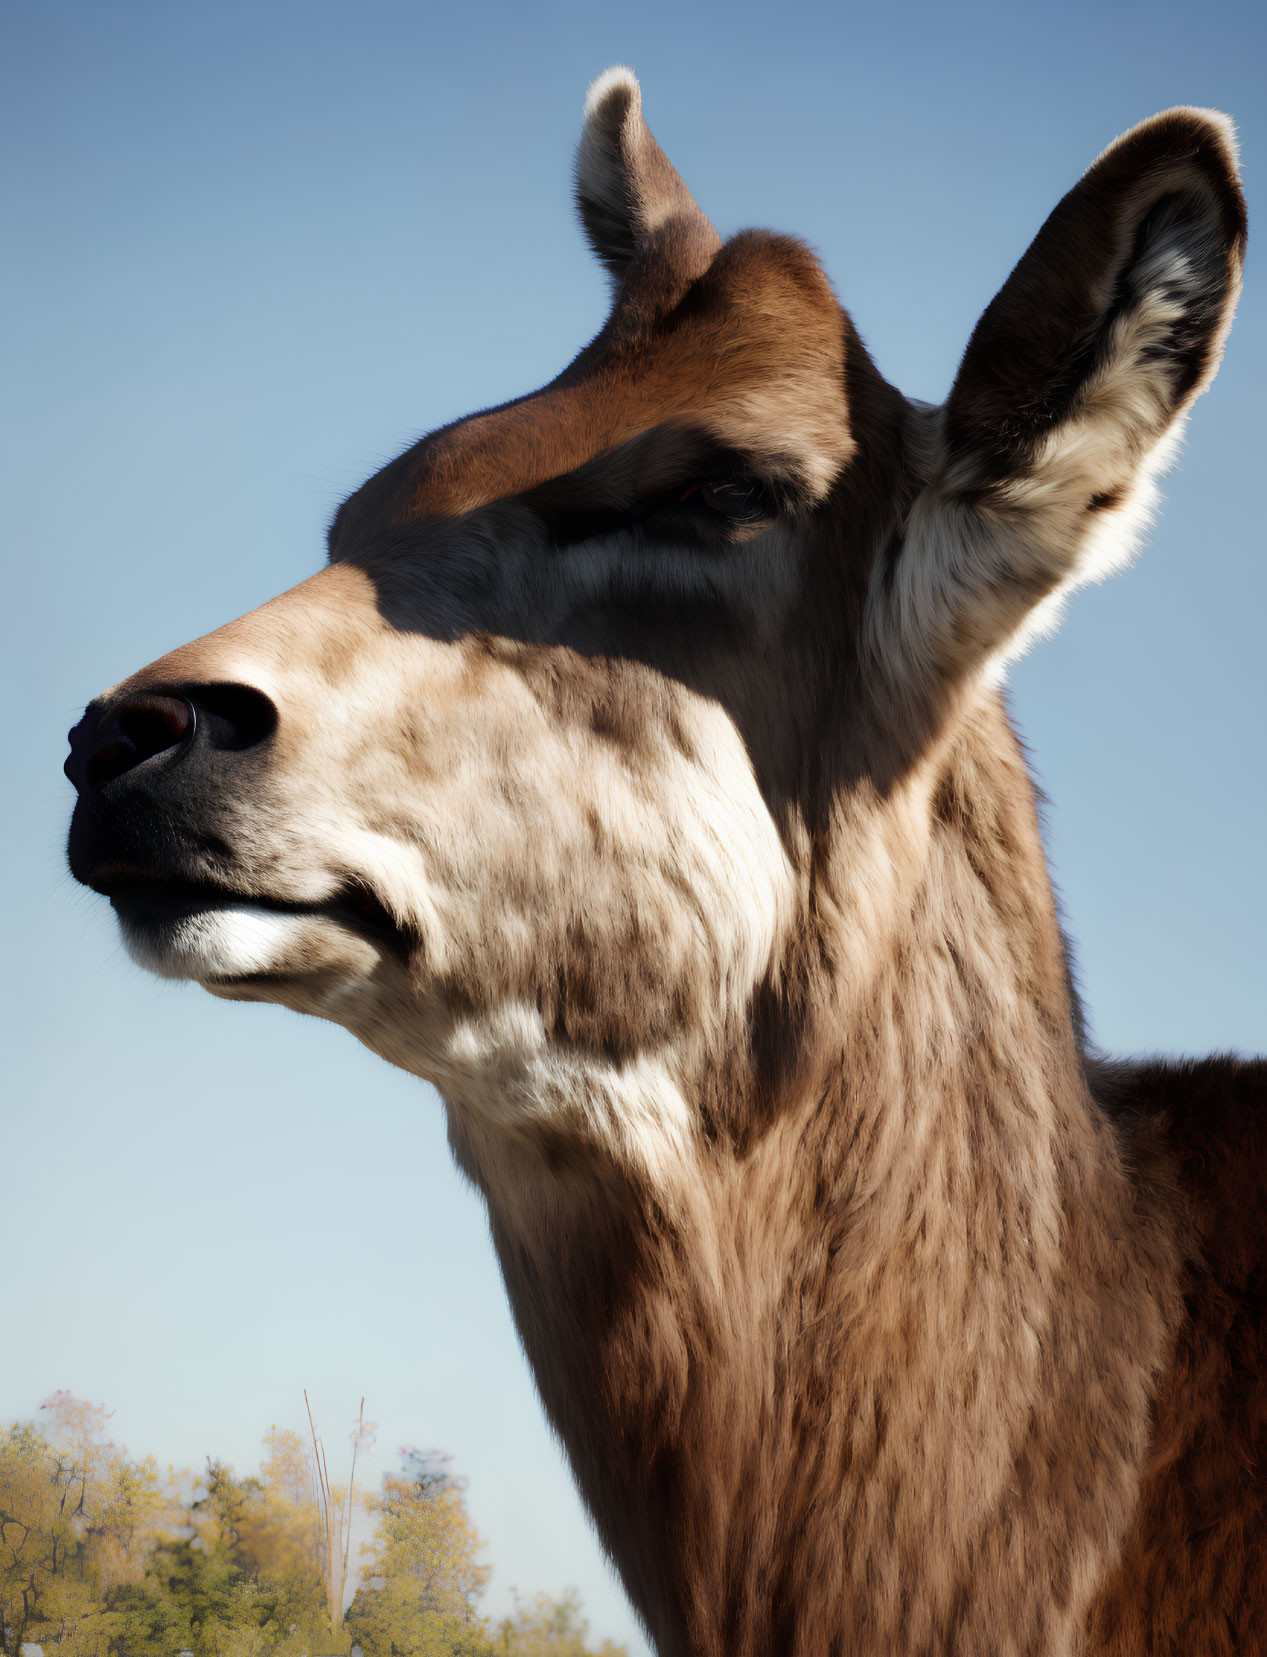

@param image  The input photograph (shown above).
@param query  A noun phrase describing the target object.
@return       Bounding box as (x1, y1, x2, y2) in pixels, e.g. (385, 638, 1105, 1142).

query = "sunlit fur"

(66, 73, 1261, 1657)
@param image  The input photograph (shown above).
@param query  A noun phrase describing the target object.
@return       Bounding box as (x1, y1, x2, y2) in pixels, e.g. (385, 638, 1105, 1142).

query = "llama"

(65, 70, 1263, 1656)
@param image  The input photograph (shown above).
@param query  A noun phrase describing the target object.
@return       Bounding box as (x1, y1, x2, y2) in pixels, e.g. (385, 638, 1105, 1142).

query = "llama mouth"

(97, 872, 404, 974)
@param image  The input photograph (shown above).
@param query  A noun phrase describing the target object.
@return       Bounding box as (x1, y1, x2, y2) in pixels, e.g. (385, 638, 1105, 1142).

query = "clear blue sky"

(3, 3, 1264, 1651)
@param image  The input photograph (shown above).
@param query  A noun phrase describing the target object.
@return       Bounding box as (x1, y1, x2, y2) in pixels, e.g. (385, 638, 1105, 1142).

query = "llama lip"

(104, 875, 401, 951)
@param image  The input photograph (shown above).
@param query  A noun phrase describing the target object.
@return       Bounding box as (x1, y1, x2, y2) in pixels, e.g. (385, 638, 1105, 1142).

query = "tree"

(0, 1397, 174, 1657)
(3, 1402, 625, 1657)
(36, 1391, 170, 1594)
(0, 1421, 69, 1656)
(191, 1457, 327, 1657)
(241, 1430, 324, 1602)
(346, 1453, 491, 1657)
(494, 1591, 629, 1657)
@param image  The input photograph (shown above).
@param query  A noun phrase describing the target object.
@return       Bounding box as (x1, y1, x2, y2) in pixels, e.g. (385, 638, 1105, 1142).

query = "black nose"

(65, 682, 279, 803)
(65, 693, 195, 791)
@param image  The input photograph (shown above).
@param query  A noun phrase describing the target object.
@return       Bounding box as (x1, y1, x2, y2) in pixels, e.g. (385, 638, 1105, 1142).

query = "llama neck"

(454, 698, 1184, 1657)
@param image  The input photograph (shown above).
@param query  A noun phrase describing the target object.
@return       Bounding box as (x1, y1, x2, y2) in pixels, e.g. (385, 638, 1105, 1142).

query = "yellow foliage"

(348, 1471, 491, 1655)
(494, 1589, 629, 1657)
(362, 1473, 490, 1615)
(2, 1400, 625, 1657)
(259, 1428, 317, 1514)
(242, 1431, 323, 1588)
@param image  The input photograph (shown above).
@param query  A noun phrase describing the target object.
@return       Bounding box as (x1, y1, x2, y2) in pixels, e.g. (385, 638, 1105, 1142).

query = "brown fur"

(64, 73, 1261, 1655)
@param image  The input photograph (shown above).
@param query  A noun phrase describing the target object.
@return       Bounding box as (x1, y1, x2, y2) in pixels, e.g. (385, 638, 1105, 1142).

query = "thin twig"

(342, 1397, 365, 1580)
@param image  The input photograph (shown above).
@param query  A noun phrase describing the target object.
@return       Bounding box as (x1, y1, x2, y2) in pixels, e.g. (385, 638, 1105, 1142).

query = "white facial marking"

(434, 1002, 698, 1185)
(119, 904, 318, 982)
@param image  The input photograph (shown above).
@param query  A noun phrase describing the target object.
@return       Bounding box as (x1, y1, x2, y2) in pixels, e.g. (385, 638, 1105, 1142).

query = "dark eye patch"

(522, 441, 785, 551)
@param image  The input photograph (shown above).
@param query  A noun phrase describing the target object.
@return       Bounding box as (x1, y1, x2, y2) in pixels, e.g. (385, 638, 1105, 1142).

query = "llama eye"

(683, 477, 773, 525)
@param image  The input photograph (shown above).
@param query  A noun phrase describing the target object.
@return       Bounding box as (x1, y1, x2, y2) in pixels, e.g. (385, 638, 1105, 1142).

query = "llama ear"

(945, 108, 1245, 503)
(873, 110, 1245, 697)
(575, 67, 721, 287)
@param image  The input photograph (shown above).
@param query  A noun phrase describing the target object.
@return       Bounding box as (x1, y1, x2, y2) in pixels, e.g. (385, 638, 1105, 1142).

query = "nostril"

(191, 683, 278, 751)
(80, 694, 195, 787)
(121, 696, 192, 753)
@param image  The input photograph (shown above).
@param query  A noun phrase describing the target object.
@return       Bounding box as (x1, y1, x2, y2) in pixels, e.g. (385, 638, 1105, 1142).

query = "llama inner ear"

(575, 67, 721, 288)
(945, 107, 1246, 494)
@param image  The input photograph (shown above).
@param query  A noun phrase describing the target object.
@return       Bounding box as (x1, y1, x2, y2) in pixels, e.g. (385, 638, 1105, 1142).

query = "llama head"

(65, 72, 1244, 1175)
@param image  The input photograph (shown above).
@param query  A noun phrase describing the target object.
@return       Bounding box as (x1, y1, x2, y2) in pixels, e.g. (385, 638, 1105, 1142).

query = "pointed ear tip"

(1116, 105, 1242, 171)
(582, 65, 641, 128)
(1178, 106, 1241, 167)
(1159, 105, 1238, 152)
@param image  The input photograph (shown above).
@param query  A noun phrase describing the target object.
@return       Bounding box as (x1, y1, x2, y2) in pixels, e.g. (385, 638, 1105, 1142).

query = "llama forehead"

(327, 230, 854, 557)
